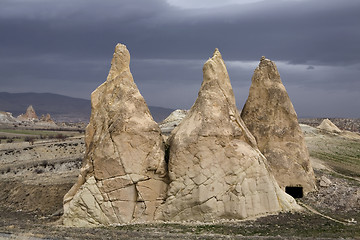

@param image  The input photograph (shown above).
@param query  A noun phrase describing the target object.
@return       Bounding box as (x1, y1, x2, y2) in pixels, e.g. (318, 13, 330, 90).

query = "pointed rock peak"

(21, 105, 38, 119)
(317, 119, 342, 133)
(202, 48, 232, 91)
(191, 49, 256, 147)
(212, 48, 221, 58)
(207, 48, 223, 62)
(27, 105, 35, 112)
(200, 48, 236, 114)
(255, 56, 281, 83)
(107, 43, 131, 81)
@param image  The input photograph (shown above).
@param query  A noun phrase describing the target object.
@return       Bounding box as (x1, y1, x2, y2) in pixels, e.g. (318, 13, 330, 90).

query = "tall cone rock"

(241, 57, 316, 195)
(63, 44, 168, 227)
(156, 49, 300, 222)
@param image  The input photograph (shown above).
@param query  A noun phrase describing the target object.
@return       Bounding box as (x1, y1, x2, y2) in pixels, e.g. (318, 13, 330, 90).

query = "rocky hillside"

(0, 92, 173, 123)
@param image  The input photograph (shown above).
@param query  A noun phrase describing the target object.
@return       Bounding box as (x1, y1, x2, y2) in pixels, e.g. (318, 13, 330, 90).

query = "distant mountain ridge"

(0, 92, 174, 123)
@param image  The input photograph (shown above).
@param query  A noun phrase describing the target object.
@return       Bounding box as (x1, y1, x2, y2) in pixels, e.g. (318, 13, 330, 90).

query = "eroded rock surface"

(317, 119, 342, 133)
(241, 57, 316, 194)
(156, 50, 299, 222)
(62, 44, 168, 227)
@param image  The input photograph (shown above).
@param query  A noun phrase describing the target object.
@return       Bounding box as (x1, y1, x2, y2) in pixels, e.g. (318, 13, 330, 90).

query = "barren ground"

(0, 124, 359, 239)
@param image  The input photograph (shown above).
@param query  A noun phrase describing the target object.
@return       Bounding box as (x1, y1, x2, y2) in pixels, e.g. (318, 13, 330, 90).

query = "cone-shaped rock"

(156, 50, 300, 222)
(63, 44, 168, 227)
(317, 119, 342, 133)
(241, 57, 316, 194)
(18, 105, 38, 121)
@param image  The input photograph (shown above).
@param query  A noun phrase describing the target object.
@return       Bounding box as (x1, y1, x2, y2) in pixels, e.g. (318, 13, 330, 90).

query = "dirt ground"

(0, 125, 359, 239)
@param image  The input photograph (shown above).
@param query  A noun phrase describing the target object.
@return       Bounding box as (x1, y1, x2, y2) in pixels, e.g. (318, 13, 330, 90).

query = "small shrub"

(55, 133, 66, 141)
(40, 160, 48, 167)
(35, 168, 44, 174)
(24, 136, 35, 145)
(6, 139, 13, 143)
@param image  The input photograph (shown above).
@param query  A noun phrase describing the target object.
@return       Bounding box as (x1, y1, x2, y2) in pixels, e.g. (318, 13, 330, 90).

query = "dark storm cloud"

(0, 0, 359, 117)
(2, 0, 359, 63)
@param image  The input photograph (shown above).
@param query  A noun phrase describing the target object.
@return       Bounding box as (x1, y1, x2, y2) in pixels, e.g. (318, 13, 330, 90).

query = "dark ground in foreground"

(0, 209, 358, 240)
(0, 169, 359, 240)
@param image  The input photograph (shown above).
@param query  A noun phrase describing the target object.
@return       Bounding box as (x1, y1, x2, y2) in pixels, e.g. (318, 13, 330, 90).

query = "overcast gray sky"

(1, 0, 359, 117)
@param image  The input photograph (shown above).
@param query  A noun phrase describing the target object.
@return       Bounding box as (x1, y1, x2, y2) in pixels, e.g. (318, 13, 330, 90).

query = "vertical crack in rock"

(156, 49, 300, 222)
(241, 57, 317, 195)
(62, 43, 167, 227)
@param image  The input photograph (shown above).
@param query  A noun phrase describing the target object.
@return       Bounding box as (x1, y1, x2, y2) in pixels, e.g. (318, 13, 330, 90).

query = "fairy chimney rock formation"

(155, 49, 300, 222)
(317, 119, 342, 133)
(241, 57, 316, 195)
(17, 105, 38, 121)
(62, 44, 168, 227)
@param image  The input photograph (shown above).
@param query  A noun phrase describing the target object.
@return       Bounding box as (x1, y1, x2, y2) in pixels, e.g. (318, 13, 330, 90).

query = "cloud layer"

(1, 0, 359, 117)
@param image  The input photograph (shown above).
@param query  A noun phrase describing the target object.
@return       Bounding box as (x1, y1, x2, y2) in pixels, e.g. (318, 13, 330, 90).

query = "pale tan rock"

(63, 43, 168, 227)
(40, 113, 55, 123)
(17, 105, 38, 121)
(241, 57, 316, 195)
(317, 119, 342, 133)
(319, 176, 332, 187)
(155, 49, 300, 222)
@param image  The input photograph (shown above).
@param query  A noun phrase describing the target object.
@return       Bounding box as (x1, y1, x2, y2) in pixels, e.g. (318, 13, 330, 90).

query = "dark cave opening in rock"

(285, 186, 303, 198)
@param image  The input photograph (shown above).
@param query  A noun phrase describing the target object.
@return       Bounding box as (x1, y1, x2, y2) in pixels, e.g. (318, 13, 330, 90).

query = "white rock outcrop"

(155, 50, 300, 221)
(0, 111, 17, 123)
(241, 57, 316, 195)
(317, 119, 342, 133)
(159, 109, 188, 134)
(63, 44, 168, 227)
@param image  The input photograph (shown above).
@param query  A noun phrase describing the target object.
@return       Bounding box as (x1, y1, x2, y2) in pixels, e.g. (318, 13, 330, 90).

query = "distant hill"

(0, 92, 174, 123)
